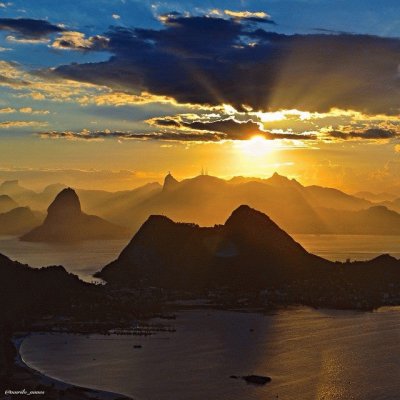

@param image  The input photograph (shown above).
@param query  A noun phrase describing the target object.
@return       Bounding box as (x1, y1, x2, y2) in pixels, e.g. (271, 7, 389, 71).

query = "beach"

(4, 333, 132, 400)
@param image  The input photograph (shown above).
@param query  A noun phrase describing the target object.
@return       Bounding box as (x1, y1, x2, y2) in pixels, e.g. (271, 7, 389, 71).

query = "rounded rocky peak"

(163, 172, 179, 192)
(1, 180, 19, 188)
(225, 205, 273, 226)
(370, 254, 398, 264)
(0, 194, 15, 201)
(368, 205, 391, 213)
(146, 214, 175, 225)
(47, 187, 81, 218)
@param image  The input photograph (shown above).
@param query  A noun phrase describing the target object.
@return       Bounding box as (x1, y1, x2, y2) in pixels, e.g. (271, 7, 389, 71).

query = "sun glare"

(255, 109, 313, 122)
(230, 135, 282, 177)
(239, 135, 277, 157)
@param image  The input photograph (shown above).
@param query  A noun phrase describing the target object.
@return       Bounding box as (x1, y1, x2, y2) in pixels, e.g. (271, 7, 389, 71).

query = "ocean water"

(0, 235, 129, 282)
(292, 234, 400, 262)
(2, 234, 400, 281)
(20, 308, 400, 400)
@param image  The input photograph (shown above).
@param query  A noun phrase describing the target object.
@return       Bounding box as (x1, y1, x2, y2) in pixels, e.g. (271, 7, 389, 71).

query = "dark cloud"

(38, 130, 223, 142)
(312, 28, 352, 35)
(135, 16, 243, 57)
(0, 18, 64, 39)
(0, 75, 30, 87)
(151, 116, 315, 140)
(244, 17, 276, 24)
(329, 128, 398, 140)
(182, 118, 264, 139)
(151, 118, 181, 128)
(39, 127, 314, 142)
(47, 14, 400, 115)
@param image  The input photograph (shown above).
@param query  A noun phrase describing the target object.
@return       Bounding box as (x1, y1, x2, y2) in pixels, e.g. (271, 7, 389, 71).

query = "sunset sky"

(0, 0, 399, 192)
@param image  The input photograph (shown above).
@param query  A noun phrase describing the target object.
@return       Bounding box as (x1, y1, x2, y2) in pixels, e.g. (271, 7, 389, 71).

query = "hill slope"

(0, 207, 44, 235)
(0, 253, 92, 323)
(97, 205, 400, 309)
(97, 205, 330, 289)
(0, 195, 18, 214)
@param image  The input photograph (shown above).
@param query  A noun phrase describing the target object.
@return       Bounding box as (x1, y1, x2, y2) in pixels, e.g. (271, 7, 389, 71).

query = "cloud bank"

(0, 18, 64, 39)
(47, 14, 400, 115)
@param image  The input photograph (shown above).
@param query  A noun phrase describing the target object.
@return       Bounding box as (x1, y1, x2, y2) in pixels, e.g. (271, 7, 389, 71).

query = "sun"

(230, 135, 281, 177)
(239, 135, 277, 157)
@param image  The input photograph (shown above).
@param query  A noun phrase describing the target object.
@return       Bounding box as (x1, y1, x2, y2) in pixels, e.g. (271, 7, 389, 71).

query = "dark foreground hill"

(0, 253, 94, 324)
(98, 205, 330, 289)
(0, 253, 138, 399)
(97, 205, 400, 308)
(0, 253, 91, 393)
(21, 188, 129, 242)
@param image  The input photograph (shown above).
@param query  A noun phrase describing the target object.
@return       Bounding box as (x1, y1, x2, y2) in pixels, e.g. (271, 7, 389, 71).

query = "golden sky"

(0, 2, 399, 193)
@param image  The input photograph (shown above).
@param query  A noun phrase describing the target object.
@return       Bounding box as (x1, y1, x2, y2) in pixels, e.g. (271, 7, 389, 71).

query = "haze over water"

(21, 308, 400, 400)
(0, 236, 129, 282)
(2, 234, 400, 281)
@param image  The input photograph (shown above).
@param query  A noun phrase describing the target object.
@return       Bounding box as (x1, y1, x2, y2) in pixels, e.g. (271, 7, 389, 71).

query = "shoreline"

(9, 333, 133, 400)
(11, 307, 400, 400)
(7, 305, 396, 400)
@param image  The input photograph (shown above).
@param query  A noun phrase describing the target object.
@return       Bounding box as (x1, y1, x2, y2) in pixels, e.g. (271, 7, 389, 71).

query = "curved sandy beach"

(11, 333, 133, 400)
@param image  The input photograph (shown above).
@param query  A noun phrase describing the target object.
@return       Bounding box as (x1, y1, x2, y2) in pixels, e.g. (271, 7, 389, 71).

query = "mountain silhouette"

(87, 172, 376, 235)
(8, 172, 400, 235)
(97, 205, 329, 289)
(0, 252, 103, 328)
(163, 172, 179, 192)
(20, 188, 129, 242)
(0, 180, 36, 201)
(0, 207, 44, 235)
(0, 194, 18, 214)
(265, 172, 303, 188)
(77, 182, 161, 224)
(30, 183, 68, 209)
(96, 205, 400, 309)
(315, 205, 400, 234)
(355, 191, 397, 203)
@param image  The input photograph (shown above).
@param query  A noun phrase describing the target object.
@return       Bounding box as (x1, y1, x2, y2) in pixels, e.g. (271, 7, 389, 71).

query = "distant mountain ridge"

(0, 180, 66, 210)
(91, 172, 376, 235)
(0, 207, 44, 235)
(6, 173, 400, 235)
(0, 194, 18, 214)
(354, 191, 397, 203)
(21, 188, 129, 242)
